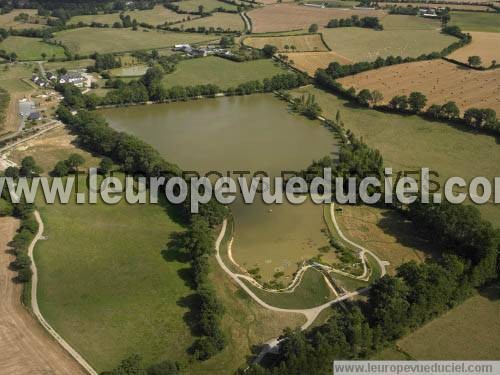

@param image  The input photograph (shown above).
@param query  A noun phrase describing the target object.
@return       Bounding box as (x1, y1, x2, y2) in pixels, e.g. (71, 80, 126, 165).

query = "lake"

(101, 94, 338, 281)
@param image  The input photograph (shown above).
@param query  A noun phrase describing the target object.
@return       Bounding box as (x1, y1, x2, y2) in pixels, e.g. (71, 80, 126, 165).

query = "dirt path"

(0, 216, 86, 374)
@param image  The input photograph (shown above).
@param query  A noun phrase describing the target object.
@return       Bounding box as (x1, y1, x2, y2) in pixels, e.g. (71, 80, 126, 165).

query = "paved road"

(0, 217, 86, 374)
(29, 211, 98, 375)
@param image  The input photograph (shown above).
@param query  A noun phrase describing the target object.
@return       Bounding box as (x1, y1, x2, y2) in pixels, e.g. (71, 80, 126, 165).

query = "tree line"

(326, 16, 383, 30)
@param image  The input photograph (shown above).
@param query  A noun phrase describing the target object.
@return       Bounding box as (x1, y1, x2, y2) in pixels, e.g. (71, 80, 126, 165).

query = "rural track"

(29, 211, 98, 375)
(0, 217, 86, 374)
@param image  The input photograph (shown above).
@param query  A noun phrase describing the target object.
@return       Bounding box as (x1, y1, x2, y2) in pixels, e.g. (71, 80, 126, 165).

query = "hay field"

(243, 33, 329, 51)
(69, 6, 191, 26)
(247, 3, 386, 32)
(321, 27, 456, 61)
(396, 285, 500, 360)
(284, 51, 352, 76)
(0, 9, 48, 30)
(335, 205, 438, 275)
(449, 11, 500, 32)
(177, 12, 245, 31)
(53, 27, 218, 54)
(448, 31, 500, 67)
(338, 60, 500, 113)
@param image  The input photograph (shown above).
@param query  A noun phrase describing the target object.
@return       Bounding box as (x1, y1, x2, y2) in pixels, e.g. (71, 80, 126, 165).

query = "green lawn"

(35, 174, 193, 372)
(320, 27, 456, 62)
(291, 86, 500, 228)
(449, 11, 500, 33)
(43, 59, 95, 71)
(53, 27, 219, 55)
(242, 268, 335, 309)
(162, 56, 287, 89)
(177, 0, 238, 12)
(395, 285, 500, 360)
(0, 63, 34, 93)
(0, 36, 66, 61)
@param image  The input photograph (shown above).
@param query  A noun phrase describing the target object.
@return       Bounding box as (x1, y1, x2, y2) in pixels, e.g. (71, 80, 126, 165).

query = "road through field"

(0, 216, 86, 374)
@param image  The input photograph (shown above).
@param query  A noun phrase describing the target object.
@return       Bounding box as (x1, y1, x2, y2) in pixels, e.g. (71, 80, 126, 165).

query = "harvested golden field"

(448, 31, 500, 67)
(338, 60, 500, 112)
(284, 51, 352, 76)
(243, 33, 328, 52)
(247, 3, 386, 32)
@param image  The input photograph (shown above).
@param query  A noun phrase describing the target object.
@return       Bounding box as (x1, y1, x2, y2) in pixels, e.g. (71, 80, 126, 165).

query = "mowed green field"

(242, 268, 335, 309)
(394, 285, 500, 359)
(381, 14, 443, 30)
(68, 5, 193, 26)
(291, 86, 500, 227)
(162, 56, 287, 89)
(0, 63, 34, 93)
(449, 11, 500, 33)
(0, 36, 66, 61)
(177, 0, 238, 12)
(177, 12, 245, 31)
(53, 27, 218, 55)
(35, 175, 193, 372)
(321, 27, 456, 62)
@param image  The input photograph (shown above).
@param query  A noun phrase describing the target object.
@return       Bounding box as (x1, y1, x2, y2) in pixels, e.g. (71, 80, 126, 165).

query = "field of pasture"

(243, 33, 329, 52)
(291, 86, 500, 228)
(284, 51, 351, 76)
(338, 60, 500, 113)
(0, 9, 49, 29)
(68, 5, 192, 26)
(53, 27, 218, 54)
(0, 36, 66, 61)
(162, 56, 287, 89)
(449, 11, 500, 32)
(247, 3, 386, 33)
(177, 12, 245, 31)
(177, 0, 239, 12)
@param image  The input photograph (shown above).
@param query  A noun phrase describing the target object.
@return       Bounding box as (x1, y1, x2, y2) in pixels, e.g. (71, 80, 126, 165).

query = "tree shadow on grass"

(177, 293, 203, 337)
(479, 283, 500, 301)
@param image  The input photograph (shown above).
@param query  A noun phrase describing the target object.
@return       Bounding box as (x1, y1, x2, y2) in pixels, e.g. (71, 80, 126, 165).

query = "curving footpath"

(29, 211, 98, 375)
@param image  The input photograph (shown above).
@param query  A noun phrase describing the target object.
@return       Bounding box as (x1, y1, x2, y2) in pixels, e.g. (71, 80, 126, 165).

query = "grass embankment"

(242, 268, 335, 309)
(449, 11, 500, 33)
(377, 284, 500, 360)
(291, 86, 500, 228)
(53, 27, 219, 55)
(162, 56, 288, 89)
(0, 36, 66, 61)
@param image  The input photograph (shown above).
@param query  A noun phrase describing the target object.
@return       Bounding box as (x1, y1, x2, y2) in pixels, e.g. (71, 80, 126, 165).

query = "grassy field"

(43, 59, 95, 71)
(381, 14, 443, 30)
(394, 285, 500, 359)
(68, 6, 192, 26)
(321, 27, 456, 62)
(0, 9, 48, 30)
(53, 27, 218, 55)
(162, 56, 287, 89)
(335, 204, 438, 275)
(177, 0, 238, 12)
(449, 11, 500, 33)
(290, 86, 500, 228)
(177, 12, 245, 31)
(242, 268, 335, 309)
(0, 36, 66, 61)
(243, 33, 329, 52)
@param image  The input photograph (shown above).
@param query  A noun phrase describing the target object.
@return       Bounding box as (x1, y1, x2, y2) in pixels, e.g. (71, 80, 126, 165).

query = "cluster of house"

(31, 71, 87, 88)
(18, 98, 41, 122)
(418, 7, 445, 17)
(173, 44, 234, 58)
